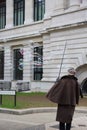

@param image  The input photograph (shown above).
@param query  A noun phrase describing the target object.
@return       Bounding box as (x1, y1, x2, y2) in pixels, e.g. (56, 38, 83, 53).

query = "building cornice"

(0, 31, 41, 43)
(0, 20, 87, 43)
(40, 20, 87, 34)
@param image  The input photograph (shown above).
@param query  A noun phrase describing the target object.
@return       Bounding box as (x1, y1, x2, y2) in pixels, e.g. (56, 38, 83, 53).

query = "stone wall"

(0, 0, 87, 91)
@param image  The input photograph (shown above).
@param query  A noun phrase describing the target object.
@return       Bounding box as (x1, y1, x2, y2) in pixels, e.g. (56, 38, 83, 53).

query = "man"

(46, 67, 82, 130)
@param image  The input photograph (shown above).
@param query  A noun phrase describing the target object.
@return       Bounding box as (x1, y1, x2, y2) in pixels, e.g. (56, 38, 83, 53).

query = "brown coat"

(46, 75, 80, 123)
(46, 75, 80, 106)
(56, 104, 75, 123)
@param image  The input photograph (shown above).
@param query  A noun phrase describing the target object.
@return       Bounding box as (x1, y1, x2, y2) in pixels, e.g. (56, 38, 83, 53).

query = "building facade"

(0, 0, 87, 93)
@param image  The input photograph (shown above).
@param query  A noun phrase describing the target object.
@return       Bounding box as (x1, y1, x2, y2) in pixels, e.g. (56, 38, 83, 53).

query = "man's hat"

(68, 67, 76, 75)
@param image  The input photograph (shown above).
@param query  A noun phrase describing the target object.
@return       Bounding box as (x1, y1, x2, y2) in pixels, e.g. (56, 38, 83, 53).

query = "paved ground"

(0, 107, 87, 130)
(46, 108, 87, 130)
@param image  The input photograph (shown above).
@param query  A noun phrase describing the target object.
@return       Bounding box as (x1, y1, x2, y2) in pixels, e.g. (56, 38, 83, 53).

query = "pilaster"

(5, 0, 13, 28)
(24, 0, 33, 24)
(55, 0, 65, 11)
(81, 0, 87, 7)
(23, 41, 33, 81)
(69, 0, 80, 10)
(53, 0, 65, 15)
(4, 45, 12, 81)
(44, 0, 54, 18)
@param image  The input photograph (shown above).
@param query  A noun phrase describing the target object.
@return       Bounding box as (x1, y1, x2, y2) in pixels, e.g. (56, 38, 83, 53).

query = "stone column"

(53, 0, 65, 15)
(24, 0, 33, 24)
(4, 45, 12, 81)
(5, 0, 13, 28)
(44, 0, 54, 18)
(69, 0, 80, 10)
(81, 0, 87, 7)
(55, 0, 64, 11)
(23, 41, 33, 81)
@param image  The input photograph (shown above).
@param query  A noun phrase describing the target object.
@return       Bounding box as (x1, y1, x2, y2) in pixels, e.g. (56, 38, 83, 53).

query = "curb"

(75, 107, 87, 114)
(0, 107, 57, 115)
(0, 107, 87, 115)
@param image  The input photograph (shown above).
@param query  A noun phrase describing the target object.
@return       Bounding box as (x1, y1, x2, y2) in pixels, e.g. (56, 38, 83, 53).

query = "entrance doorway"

(82, 79, 87, 94)
(76, 64, 87, 94)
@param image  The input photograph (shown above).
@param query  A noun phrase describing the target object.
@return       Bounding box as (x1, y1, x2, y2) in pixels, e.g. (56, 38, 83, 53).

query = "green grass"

(0, 92, 87, 109)
(17, 92, 46, 96)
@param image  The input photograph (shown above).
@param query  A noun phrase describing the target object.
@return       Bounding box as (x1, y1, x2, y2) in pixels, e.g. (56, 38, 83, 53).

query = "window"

(14, 0, 25, 26)
(13, 48, 23, 80)
(0, 51, 4, 79)
(34, 0, 45, 21)
(33, 46, 43, 80)
(0, 0, 6, 29)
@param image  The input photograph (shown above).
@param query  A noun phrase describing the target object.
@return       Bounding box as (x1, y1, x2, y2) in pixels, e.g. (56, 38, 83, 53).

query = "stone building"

(0, 0, 87, 93)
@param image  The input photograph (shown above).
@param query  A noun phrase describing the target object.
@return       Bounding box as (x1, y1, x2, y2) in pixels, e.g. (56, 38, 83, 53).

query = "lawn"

(0, 92, 87, 109)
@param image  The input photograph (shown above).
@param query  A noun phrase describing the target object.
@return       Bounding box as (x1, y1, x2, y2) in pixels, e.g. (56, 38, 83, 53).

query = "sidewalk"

(46, 107, 87, 130)
(46, 113, 87, 130)
(0, 107, 87, 130)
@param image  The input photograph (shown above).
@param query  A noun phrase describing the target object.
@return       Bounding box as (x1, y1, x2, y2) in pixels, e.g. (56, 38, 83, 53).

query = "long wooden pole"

(56, 41, 67, 82)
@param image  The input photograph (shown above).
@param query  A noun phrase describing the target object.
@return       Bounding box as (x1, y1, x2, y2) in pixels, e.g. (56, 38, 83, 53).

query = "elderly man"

(46, 67, 82, 130)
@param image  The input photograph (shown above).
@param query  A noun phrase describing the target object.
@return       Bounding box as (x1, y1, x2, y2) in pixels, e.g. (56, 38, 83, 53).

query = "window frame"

(0, 50, 4, 79)
(13, 47, 23, 80)
(33, 45, 43, 81)
(0, 1, 6, 29)
(14, 0, 25, 26)
(34, 0, 45, 21)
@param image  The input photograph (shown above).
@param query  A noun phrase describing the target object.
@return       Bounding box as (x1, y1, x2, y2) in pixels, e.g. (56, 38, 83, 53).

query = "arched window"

(14, 0, 25, 26)
(0, 0, 6, 29)
(34, 0, 45, 21)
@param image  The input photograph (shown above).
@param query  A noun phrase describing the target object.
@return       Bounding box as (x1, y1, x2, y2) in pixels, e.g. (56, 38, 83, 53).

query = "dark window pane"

(34, 0, 45, 21)
(0, 51, 4, 79)
(13, 48, 23, 80)
(0, 1, 6, 29)
(14, 0, 25, 26)
(33, 46, 43, 80)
